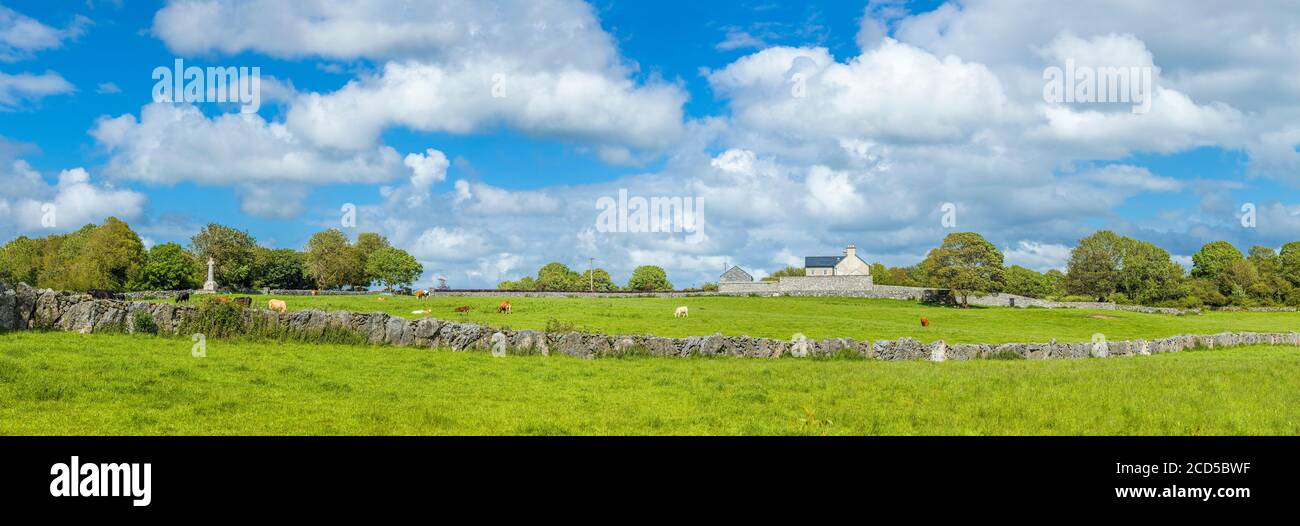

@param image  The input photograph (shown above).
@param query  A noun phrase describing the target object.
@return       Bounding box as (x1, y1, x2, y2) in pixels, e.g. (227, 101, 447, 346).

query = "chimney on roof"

(845, 244, 856, 259)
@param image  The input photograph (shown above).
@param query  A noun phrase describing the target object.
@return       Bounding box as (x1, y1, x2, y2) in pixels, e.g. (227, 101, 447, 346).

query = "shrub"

(132, 311, 158, 335)
(181, 297, 245, 339)
(545, 318, 578, 333)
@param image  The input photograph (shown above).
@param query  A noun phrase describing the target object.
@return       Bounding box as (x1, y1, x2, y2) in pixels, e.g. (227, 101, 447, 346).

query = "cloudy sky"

(1, 0, 1298, 288)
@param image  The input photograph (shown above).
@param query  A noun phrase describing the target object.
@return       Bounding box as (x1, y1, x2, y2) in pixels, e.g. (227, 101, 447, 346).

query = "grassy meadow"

(164, 293, 1300, 344)
(1, 331, 1297, 435)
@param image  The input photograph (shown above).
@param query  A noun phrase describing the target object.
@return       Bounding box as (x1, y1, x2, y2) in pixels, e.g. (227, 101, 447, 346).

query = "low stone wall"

(121, 286, 1196, 314)
(423, 290, 720, 298)
(124, 289, 390, 300)
(1210, 306, 1299, 313)
(2, 283, 1295, 361)
(123, 289, 721, 300)
(719, 280, 1191, 314)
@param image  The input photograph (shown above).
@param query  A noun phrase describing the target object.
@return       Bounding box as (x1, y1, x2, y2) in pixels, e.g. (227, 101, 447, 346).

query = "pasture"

(1, 332, 1296, 435)
(161, 294, 1300, 344)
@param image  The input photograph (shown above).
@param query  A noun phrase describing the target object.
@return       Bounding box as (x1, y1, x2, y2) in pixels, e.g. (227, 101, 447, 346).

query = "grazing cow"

(214, 296, 234, 304)
(415, 289, 428, 299)
(310, 290, 319, 296)
(88, 290, 123, 300)
(674, 306, 689, 318)
(920, 316, 930, 327)
(498, 301, 512, 314)
(234, 297, 252, 308)
(268, 299, 288, 313)
(175, 292, 191, 303)
(454, 305, 472, 315)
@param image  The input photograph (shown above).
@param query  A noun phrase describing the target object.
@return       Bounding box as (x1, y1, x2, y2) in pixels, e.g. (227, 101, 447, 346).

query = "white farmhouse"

(804, 245, 871, 277)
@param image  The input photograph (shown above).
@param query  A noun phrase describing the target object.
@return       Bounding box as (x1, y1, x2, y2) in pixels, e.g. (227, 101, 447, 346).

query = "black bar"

(0, 437, 1291, 515)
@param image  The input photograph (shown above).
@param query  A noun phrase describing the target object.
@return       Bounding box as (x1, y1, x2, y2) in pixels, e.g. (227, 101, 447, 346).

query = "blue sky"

(2, 0, 1298, 288)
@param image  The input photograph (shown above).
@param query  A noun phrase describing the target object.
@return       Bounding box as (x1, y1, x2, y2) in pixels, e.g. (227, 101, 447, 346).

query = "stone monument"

(202, 257, 218, 293)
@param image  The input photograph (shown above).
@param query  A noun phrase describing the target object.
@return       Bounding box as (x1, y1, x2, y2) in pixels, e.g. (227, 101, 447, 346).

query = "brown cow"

(454, 305, 472, 316)
(498, 301, 512, 314)
(310, 290, 319, 296)
(234, 297, 252, 308)
(415, 289, 428, 299)
(920, 316, 930, 327)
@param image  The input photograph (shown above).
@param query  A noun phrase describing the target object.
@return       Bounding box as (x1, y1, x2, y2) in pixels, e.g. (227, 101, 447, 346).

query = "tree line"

(0, 218, 423, 292)
(497, 262, 686, 292)
(872, 231, 1300, 308)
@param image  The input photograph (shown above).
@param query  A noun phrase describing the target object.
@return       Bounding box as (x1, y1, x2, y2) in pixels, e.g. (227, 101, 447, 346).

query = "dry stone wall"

(720, 281, 1191, 314)
(2, 283, 1295, 361)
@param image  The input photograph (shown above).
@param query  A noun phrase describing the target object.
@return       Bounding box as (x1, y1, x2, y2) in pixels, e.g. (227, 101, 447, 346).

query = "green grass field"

(1, 332, 1297, 435)
(168, 294, 1300, 343)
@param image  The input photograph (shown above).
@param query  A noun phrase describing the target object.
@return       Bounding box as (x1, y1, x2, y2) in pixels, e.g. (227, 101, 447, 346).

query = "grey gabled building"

(720, 265, 754, 283)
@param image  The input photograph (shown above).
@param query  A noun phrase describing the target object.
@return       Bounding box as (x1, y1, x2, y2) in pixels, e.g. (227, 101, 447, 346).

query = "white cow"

(674, 306, 689, 318)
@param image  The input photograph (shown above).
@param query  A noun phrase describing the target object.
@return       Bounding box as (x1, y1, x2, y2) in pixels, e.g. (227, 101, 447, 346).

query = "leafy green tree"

(252, 248, 312, 289)
(0, 236, 43, 286)
(889, 266, 921, 287)
(1279, 242, 1300, 287)
(912, 257, 938, 287)
(1219, 259, 1258, 303)
(626, 265, 673, 291)
(869, 263, 890, 284)
(921, 232, 1004, 306)
(365, 247, 423, 290)
(135, 243, 198, 290)
(1065, 230, 1125, 299)
(1043, 269, 1067, 298)
(55, 216, 145, 290)
(1115, 239, 1183, 305)
(1191, 241, 1244, 281)
(1181, 277, 1228, 308)
(578, 268, 618, 291)
(352, 232, 391, 288)
(1247, 246, 1288, 304)
(498, 276, 538, 291)
(761, 266, 805, 282)
(537, 262, 580, 291)
(1003, 265, 1051, 298)
(305, 229, 360, 289)
(190, 223, 258, 288)
(7, 219, 147, 291)
(36, 227, 86, 289)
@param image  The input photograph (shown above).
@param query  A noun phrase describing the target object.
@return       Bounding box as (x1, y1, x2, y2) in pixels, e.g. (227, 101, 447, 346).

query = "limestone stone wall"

(718, 280, 1190, 314)
(124, 289, 724, 300)
(2, 282, 1295, 361)
(718, 276, 875, 295)
(716, 281, 780, 294)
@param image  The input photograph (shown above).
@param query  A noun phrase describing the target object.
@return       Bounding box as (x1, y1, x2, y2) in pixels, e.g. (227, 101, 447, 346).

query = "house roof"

(720, 265, 754, 282)
(805, 256, 843, 268)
